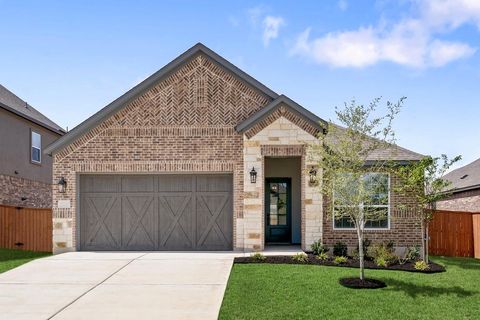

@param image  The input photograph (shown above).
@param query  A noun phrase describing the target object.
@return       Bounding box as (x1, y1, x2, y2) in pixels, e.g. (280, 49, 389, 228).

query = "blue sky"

(1, 0, 479, 170)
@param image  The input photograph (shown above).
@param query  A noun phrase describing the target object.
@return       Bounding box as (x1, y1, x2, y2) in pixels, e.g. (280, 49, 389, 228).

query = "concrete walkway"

(0, 252, 236, 320)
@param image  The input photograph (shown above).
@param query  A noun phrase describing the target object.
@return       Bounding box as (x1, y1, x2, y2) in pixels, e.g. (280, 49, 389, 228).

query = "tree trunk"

(356, 224, 364, 281)
(425, 223, 429, 263)
(420, 219, 426, 261)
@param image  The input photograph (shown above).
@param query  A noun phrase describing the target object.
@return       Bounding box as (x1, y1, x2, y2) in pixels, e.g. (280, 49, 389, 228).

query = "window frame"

(30, 130, 42, 165)
(332, 172, 391, 231)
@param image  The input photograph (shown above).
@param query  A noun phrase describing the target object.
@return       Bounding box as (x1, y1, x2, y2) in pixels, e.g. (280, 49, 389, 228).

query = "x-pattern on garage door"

(79, 174, 233, 251)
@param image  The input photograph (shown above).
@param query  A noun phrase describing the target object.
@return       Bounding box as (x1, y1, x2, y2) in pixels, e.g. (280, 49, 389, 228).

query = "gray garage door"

(79, 174, 233, 251)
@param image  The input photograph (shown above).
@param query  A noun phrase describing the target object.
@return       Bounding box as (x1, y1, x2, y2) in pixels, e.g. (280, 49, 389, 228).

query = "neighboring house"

(436, 158, 480, 212)
(45, 43, 423, 253)
(0, 85, 65, 208)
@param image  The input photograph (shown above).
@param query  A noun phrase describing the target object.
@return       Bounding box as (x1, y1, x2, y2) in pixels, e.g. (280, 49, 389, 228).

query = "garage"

(79, 174, 233, 251)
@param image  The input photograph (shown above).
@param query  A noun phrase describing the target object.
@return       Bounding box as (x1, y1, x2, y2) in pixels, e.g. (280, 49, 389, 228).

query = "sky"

(1, 0, 479, 170)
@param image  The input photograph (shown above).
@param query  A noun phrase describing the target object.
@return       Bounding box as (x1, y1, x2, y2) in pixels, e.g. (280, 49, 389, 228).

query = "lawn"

(219, 257, 480, 320)
(0, 248, 51, 273)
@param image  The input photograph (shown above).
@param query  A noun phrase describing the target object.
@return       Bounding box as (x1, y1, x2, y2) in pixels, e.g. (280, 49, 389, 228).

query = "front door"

(265, 178, 291, 243)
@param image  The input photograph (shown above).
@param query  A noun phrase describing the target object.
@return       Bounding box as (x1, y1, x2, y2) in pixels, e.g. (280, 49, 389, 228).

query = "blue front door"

(265, 178, 292, 243)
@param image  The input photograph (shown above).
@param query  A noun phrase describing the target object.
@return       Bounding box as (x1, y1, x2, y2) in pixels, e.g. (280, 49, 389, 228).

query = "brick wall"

(436, 189, 480, 213)
(322, 174, 422, 250)
(0, 174, 52, 208)
(52, 54, 272, 252)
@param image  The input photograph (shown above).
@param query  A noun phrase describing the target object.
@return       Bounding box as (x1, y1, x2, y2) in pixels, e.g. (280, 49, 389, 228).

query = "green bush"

(333, 256, 348, 265)
(375, 257, 388, 267)
(292, 252, 309, 263)
(406, 246, 420, 261)
(316, 252, 329, 261)
(311, 241, 329, 255)
(250, 252, 266, 262)
(333, 241, 348, 257)
(368, 241, 398, 266)
(414, 260, 430, 271)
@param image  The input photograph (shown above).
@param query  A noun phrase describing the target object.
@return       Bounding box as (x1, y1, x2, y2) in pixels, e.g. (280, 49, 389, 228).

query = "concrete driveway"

(0, 252, 236, 320)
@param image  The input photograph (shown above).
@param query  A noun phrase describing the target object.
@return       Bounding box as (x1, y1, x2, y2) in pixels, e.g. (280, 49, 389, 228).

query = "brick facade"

(0, 174, 52, 208)
(436, 189, 480, 213)
(322, 174, 422, 251)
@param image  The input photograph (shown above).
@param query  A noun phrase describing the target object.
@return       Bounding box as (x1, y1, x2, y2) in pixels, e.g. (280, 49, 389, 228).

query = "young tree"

(394, 155, 461, 263)
(310, 97, 403, 281)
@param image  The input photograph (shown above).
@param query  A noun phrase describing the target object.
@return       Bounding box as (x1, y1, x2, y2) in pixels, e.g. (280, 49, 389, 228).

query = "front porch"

(237, 115, 323, 252)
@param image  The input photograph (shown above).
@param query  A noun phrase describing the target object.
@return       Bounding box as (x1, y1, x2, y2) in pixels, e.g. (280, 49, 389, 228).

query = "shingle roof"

(443, 158, 480, 193)
(326, 124, 424, 162)
(0, 84, 65, 134)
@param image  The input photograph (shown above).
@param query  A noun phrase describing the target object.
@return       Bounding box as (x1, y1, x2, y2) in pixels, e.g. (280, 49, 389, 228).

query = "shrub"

(292, 252, 309, 263)
(250, 252, 266, 262)
(355, 238, 372, 259)
(368, 241, 397, 266)
(316, 252, 329, 261)
(311, 241, 329, 255)
(333, 256, 348, 265)
(414, 260, 430, 271)
(333, 241, 348, 257)
(375, 257, 388, 267)
(406, 246, 420, 261)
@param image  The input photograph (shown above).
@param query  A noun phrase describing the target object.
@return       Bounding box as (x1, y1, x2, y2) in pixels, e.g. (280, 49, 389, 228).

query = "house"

(0, 85, 65, 208)
(44, 43, 423, 253)
(436, 158, 480, 212)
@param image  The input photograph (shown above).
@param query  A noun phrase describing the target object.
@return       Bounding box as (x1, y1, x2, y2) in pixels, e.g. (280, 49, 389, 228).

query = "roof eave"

(0, 102, 66, 135)
(235, 95, 328, 134)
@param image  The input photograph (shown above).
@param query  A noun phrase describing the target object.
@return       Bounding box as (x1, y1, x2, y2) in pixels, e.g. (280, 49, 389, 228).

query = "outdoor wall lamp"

(58, 177, 67, 193)
(309, 167, 317, 185)
(250, 167, 257, 184)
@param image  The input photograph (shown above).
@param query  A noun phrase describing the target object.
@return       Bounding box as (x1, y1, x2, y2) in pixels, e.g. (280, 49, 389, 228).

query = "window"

(31, 131, 41, 164)
(333, 172, 390, 229)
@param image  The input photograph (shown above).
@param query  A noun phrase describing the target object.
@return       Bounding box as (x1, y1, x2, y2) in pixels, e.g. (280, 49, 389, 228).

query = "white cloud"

(248, 5, 266, 26)
(262, 16, 285, 47)
(291, 0, 478, 68)
(338, 0, 348, 11)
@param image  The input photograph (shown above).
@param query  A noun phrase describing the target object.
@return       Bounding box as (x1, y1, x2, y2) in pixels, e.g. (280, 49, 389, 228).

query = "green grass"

(219, 257, 480, 320)
(0, 248, 51, 273)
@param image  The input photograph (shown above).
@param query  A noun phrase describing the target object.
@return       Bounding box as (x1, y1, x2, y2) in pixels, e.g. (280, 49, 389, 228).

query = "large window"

(31, 131, 41, 164)
(333, 172, 390, 229)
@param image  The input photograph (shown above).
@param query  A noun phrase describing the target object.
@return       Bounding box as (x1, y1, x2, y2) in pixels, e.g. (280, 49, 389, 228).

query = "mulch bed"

(234, 254, 445, 274)
(339, 277, 387, 289)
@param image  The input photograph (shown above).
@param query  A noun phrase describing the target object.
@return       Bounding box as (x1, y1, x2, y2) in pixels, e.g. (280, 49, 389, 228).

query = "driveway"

(0, 252, 236, 320)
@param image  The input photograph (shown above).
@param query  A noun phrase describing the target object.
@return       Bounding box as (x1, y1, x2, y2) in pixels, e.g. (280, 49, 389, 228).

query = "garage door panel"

(121, 176, 155, 193)
(196, 192, 232, 250)
(158, 194, 195, 250)
(196, 175, 232, 192)
(81, 176, 119, 193)
(80, 174, 232, 251)
(122, 196, 157, 250)
(158, 175, 194, 192)
(81, 195, 122, 250)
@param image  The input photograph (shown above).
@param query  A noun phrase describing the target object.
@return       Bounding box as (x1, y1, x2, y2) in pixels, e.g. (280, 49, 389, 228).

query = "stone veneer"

(239, 116, 322, 251)
(0, 174, 52, 208)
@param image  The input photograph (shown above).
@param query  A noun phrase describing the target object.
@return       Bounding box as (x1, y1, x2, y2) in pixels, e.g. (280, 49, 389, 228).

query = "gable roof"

(235, 94, 328, 135)
(45, 43, 279, 155)
(443, 158, 480, 193)
(0, 84, 65, 134)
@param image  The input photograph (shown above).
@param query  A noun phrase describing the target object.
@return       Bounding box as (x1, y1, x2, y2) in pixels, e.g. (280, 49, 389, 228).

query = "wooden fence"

(429, 210, 479, 258)
(0, 205, 52, 252)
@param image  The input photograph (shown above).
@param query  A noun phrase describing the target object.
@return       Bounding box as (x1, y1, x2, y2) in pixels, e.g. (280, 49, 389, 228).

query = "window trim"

(30, 129, 42, 165)
(332, 172, 391, 231)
